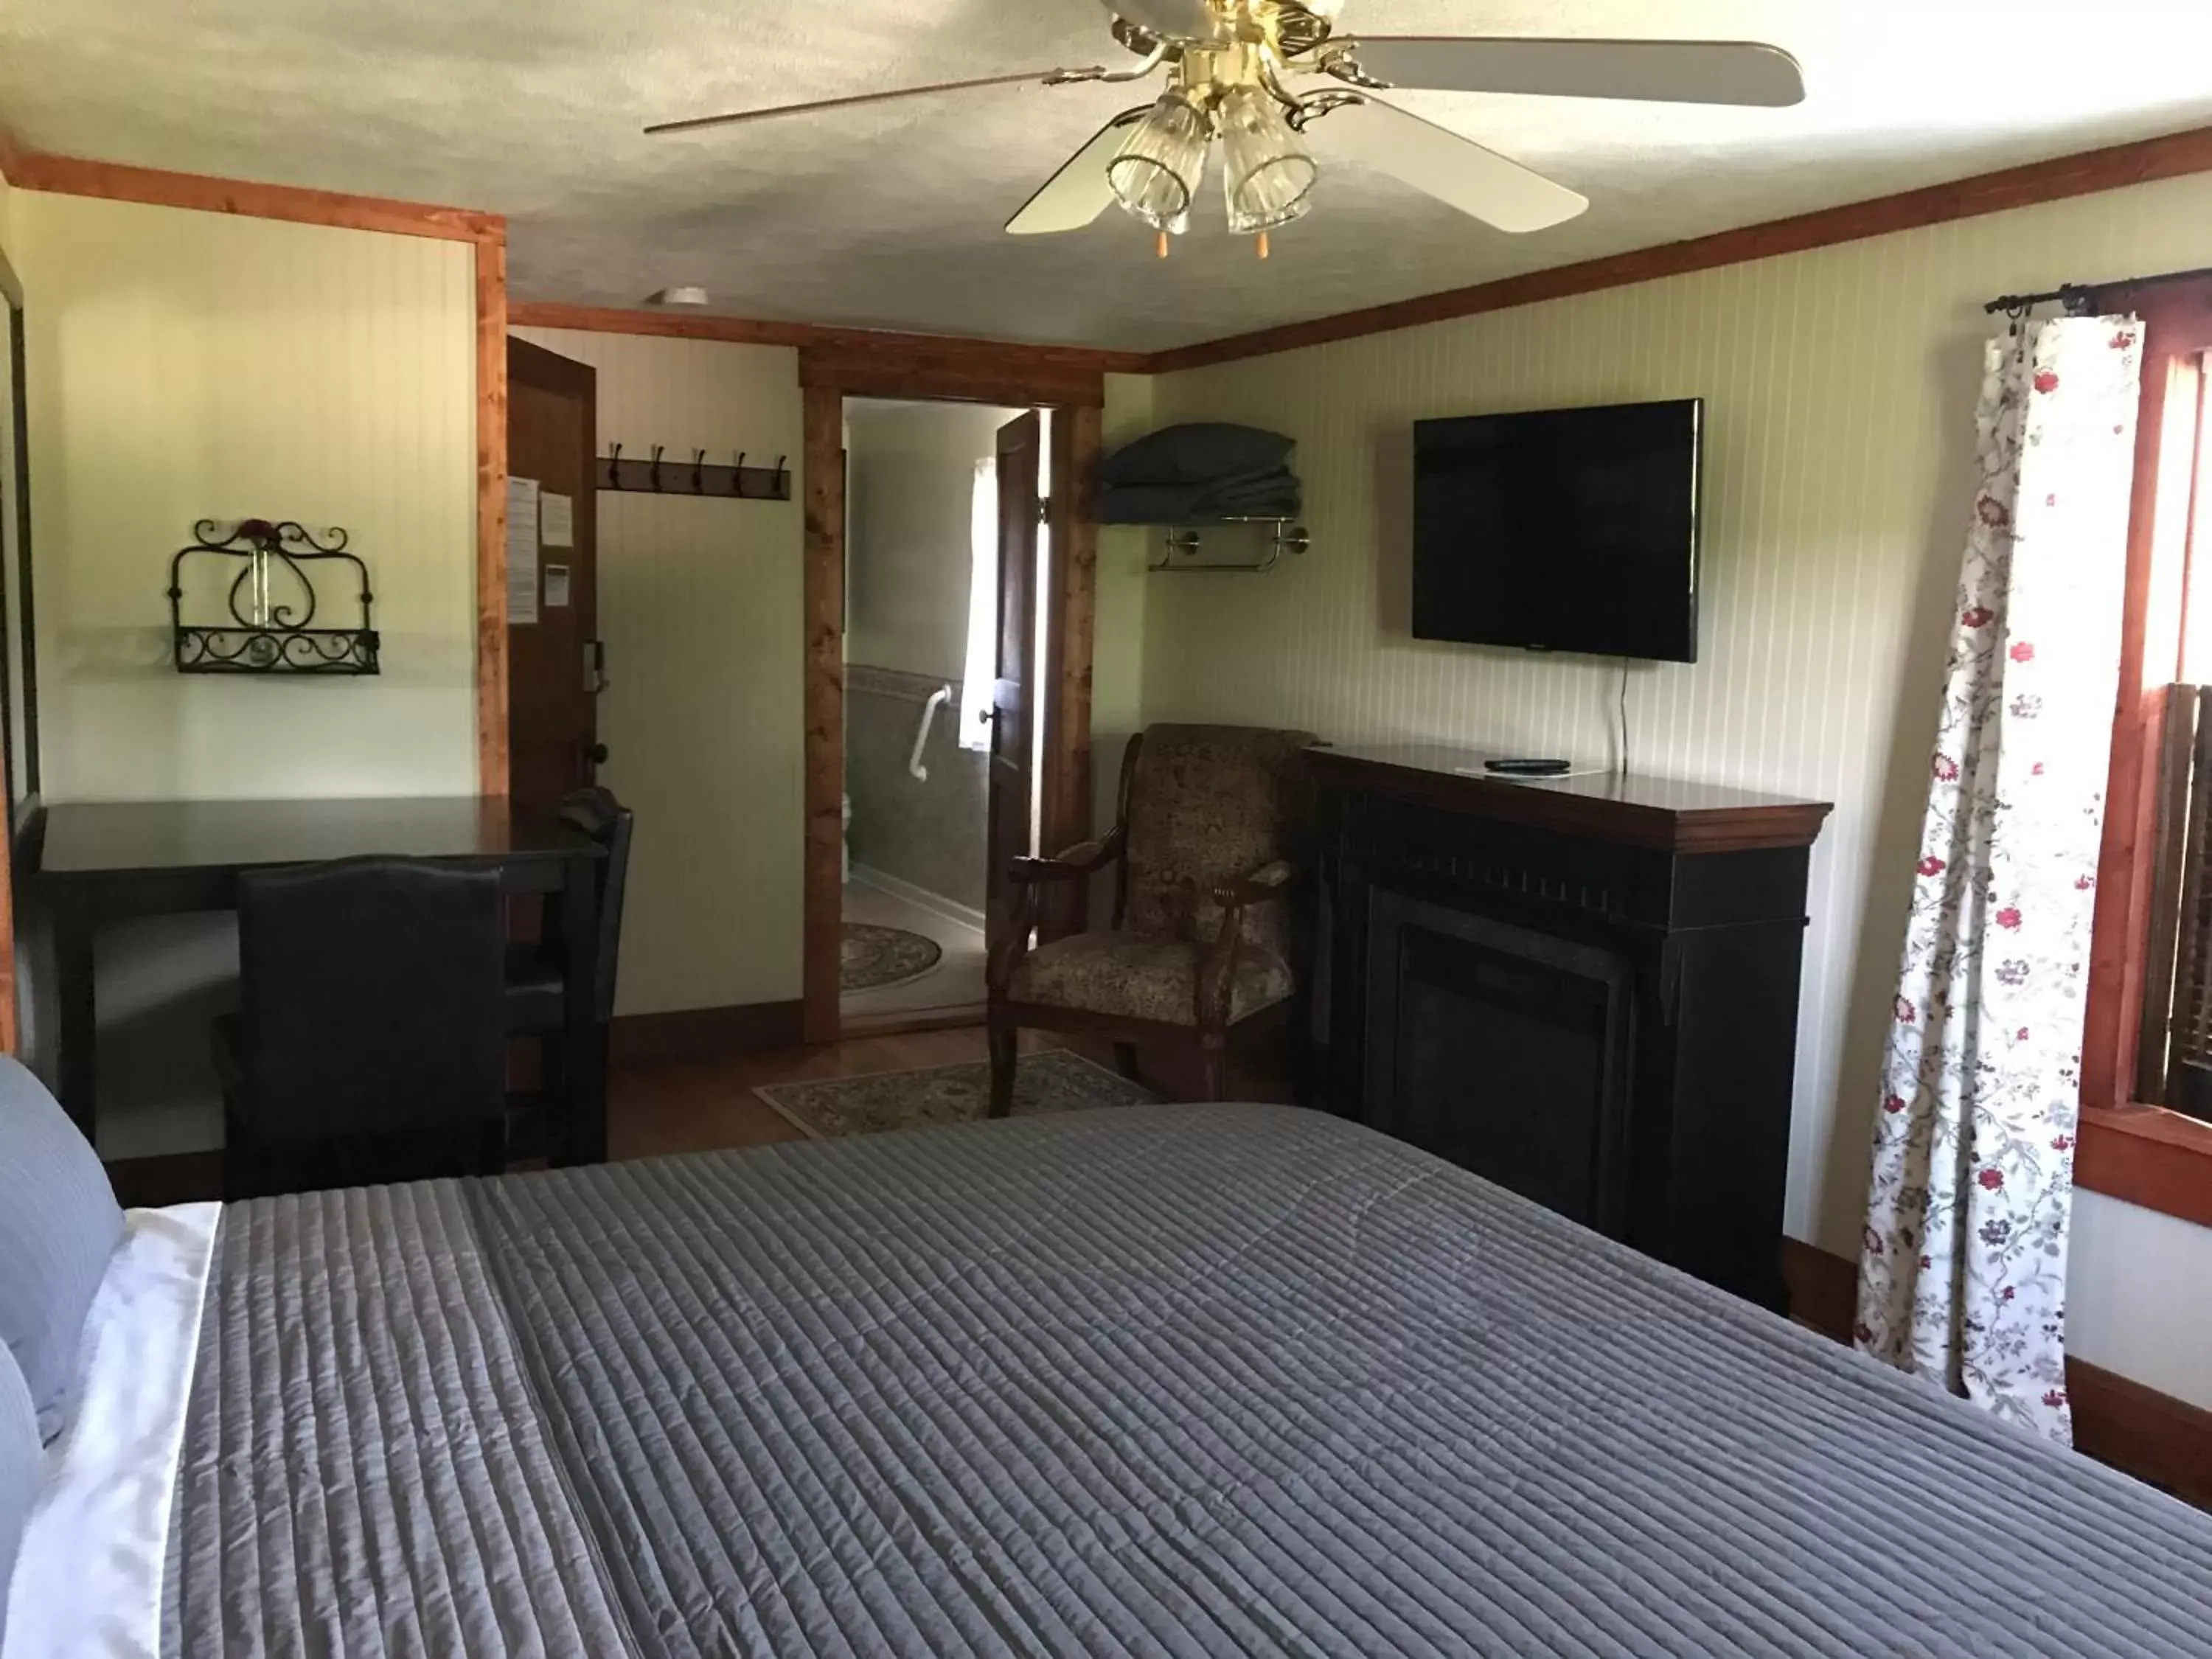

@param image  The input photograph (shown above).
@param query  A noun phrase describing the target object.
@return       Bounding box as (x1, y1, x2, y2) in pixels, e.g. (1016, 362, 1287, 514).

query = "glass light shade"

(1219, 85, 1317, 234)
(1107, 92, 1210, 232)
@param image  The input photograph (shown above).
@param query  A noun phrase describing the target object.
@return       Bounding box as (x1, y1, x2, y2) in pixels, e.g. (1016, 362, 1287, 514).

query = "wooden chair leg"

(1112, 1041, 1143, 1084)
(1197, 1031, 1228, 1102)
(987, 1015, 1018, 1119)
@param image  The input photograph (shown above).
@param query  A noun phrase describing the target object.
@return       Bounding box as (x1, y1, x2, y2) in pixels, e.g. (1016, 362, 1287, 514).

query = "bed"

(10, 1102, 2212, 1658)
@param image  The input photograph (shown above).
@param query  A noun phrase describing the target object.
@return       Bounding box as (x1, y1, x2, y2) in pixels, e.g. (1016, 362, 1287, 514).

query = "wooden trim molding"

(609, 999, 806, 1065)
(513, 299, 1148, 384)
(7, 151, 501, 242)
(474, 226, 510, 799)
(1040, 404, 1101, 937)
(1784, 1239, 2212, 1509)
(801, 384, 846, 1046)
(2079, 1102, 2212, 1228)
(1150, 122, 2212, 373)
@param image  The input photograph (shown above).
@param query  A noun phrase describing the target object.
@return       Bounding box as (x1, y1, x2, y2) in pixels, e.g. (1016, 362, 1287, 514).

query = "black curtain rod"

(1985, 262, 2212, 316)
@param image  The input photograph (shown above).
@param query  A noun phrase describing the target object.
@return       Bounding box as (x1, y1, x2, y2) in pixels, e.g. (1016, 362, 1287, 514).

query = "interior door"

(985, 412, 1042, 962)
(506, 338, 599, 815)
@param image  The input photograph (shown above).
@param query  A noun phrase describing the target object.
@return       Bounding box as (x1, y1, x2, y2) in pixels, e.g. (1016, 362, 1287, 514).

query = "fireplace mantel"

(1313, 741, 1832, 1308)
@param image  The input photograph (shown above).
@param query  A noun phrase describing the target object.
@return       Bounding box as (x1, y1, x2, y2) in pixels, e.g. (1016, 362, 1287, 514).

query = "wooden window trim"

(2081, 279, 2212, 1224)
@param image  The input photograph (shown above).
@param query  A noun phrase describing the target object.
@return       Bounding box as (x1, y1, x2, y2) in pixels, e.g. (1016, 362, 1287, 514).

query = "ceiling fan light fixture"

(1219, 85, 1317, 234)
(1107, 91, 1210, 232)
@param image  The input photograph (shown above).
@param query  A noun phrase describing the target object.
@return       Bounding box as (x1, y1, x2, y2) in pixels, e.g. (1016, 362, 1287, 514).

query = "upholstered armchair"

(987, 723, 1319, 1112)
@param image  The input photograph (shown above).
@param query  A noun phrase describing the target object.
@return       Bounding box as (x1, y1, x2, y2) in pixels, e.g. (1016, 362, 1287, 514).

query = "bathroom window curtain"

(958, 458, 995, 754)
(1857, 315, 2143, 1444)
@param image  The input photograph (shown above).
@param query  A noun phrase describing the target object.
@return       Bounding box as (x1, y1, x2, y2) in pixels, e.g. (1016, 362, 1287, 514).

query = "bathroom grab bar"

(908, 685, 953, 782)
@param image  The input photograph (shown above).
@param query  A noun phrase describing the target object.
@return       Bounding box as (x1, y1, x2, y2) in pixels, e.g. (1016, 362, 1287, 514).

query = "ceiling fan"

(646, 0, 1804, 255)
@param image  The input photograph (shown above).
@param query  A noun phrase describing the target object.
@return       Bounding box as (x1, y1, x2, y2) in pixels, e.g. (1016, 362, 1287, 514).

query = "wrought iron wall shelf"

(170, 519, 378, 675)
(600, 444, 790, 500)
(1146, 516, 1310, 574)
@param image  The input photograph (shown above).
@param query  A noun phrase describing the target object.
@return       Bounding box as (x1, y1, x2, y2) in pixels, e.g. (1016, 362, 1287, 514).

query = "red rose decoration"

(2032, 369, 2059, 393)
(2111, 329, 2136, 349)
(1863, 1228, 1884, 1256)
(1882, 1093, 1907, 1114)
(2074, 874, 2095, 891)
(1975, 495, 2009, 527)
(1978, 1167, 2005, 1190)
(2001, 1286, 2015, 1302)
(2015, 1026, 2030, 1041)
(2052, 1133, 2073, 1152)
(1961, 606, 1994, 628)
(1894, 998, 1916, 1024)
(1996, 908, 2022, 930)
(1918, 855, 1946, 877)
(2043, 1388, 2068, 1408)
(2031, 762, 2045, 776)
(2008, 641, 2035, 662)
(1853, 1323, 1874, 1345)
(1932, 755, 1959, 782)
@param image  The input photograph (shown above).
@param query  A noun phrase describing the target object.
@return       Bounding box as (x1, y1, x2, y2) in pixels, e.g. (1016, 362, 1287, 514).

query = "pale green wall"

(17, 191, 477, 802)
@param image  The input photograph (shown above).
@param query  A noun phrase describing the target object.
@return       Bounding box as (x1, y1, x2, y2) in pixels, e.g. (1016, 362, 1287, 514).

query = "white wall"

(1139, 170, 2212, 1409)
(844, 400, 1013, 681)
(511, 326, 803, 1016)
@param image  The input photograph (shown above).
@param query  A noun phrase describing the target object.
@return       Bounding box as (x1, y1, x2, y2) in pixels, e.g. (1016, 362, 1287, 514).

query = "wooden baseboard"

(611, 998, 806, 1065)
(1782, 1237, 2212, 1509)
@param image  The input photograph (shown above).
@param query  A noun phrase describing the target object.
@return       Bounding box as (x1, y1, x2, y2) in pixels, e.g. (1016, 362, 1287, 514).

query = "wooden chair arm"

(1009, 826, 1125, 886)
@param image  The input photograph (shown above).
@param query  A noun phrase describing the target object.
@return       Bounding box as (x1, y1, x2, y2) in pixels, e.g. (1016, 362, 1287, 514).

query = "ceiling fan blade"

(1312, 98, 1587, 234)
(1332, 37, 1805, 108)
(1005, 107, 1150, 235)
(645, 69, 1076, 136)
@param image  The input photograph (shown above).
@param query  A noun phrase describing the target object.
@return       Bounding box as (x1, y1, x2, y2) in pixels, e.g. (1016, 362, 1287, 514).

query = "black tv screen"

(1411, 398, 1703, 663)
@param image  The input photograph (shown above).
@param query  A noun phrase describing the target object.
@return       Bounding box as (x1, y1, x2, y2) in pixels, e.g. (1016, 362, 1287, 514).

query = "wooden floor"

(611, 1023, 1302, 1162)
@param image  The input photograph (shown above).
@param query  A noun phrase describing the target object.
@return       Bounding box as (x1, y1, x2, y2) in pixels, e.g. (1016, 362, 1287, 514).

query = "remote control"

(1484, 757, 1572, 776)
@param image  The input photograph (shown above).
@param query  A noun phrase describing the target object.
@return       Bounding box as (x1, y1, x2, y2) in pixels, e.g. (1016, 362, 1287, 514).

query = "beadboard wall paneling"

(1093, 373, 1155, 843)
(1142, 169, 2212, 1267)
(19, 191, 478, 800)
(512, 326, 804, 1016)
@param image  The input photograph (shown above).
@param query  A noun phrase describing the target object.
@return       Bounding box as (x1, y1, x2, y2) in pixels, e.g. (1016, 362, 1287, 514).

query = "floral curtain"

(1857, 315, 2143, 1444)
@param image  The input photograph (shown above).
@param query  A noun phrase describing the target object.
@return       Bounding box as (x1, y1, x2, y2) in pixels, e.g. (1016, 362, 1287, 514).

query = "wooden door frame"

(798, 347, 1105, 1043)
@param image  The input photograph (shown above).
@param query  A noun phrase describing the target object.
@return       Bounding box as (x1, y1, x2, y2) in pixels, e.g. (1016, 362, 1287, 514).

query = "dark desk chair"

(504, 787, 631, 1164)
(215, 856, 507, 1197)
(505, 786, 632, 1032)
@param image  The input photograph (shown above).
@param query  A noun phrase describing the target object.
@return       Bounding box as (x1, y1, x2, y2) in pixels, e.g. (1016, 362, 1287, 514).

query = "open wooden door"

(506, 338, 599, 816)
(984, 412, 1042, 964)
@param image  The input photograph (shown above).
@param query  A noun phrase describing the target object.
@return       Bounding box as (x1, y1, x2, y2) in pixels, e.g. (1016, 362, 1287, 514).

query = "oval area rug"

(840, 921, 942, 992)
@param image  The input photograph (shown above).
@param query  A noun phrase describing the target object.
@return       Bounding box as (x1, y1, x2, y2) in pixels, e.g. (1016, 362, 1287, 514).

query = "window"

(2079, 279, 2212, 1226)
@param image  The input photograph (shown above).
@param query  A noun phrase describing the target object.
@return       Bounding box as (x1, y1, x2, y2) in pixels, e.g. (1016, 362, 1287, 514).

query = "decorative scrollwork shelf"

(170, 519, 379, 675)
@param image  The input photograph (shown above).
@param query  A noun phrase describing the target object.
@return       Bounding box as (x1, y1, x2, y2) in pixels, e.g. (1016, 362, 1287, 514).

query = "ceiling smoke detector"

(650, 285, 712, 307)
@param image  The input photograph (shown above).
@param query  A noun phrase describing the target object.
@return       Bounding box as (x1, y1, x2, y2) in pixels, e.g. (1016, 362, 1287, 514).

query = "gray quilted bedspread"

(166, 1105, 2212, 1658)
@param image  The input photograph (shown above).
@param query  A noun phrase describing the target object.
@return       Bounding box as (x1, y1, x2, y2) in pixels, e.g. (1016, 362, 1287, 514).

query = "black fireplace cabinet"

(1311, 742, 1832, 1310)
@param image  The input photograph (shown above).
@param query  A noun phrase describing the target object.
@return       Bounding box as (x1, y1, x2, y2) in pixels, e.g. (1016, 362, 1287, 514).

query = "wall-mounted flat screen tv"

(1411, 397, 1703, 663)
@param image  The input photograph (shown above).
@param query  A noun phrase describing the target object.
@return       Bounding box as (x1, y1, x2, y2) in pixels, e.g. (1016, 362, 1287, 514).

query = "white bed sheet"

(2, 1202, 220, 1659)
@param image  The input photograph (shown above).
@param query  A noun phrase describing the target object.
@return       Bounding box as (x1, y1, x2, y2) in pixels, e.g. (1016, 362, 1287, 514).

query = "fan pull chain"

(1257, 232, 1270, 260)
(1156, 230, 1169, 260)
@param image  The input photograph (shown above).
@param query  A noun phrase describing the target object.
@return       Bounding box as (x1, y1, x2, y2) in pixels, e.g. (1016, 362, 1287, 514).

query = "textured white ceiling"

(7, 1, 2212, 351)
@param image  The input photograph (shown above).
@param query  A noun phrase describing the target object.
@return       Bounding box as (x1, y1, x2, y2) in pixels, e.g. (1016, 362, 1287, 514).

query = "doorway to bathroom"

(836, 397, 1033, 1032)
(798, 354, 1102, 1046)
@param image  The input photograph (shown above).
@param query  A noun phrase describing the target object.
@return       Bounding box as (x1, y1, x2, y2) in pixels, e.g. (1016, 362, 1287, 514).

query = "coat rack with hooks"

(599, 444, 791, 500)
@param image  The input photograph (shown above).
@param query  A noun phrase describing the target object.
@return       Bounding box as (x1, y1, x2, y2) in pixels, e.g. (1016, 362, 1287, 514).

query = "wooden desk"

(33, 796, 608, 1164)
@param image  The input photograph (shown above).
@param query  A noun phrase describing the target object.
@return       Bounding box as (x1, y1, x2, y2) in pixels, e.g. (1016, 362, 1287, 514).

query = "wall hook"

(605, 442, 622, 489)
(735, 452, 748, 498)
(773, 456, 790, 498)
(691, 449, 706, 493)
(649, 444, 665, 492)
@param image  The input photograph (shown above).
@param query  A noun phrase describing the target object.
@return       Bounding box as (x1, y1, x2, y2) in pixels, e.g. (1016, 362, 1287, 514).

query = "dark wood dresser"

(1311, 742, 1832, 1308)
